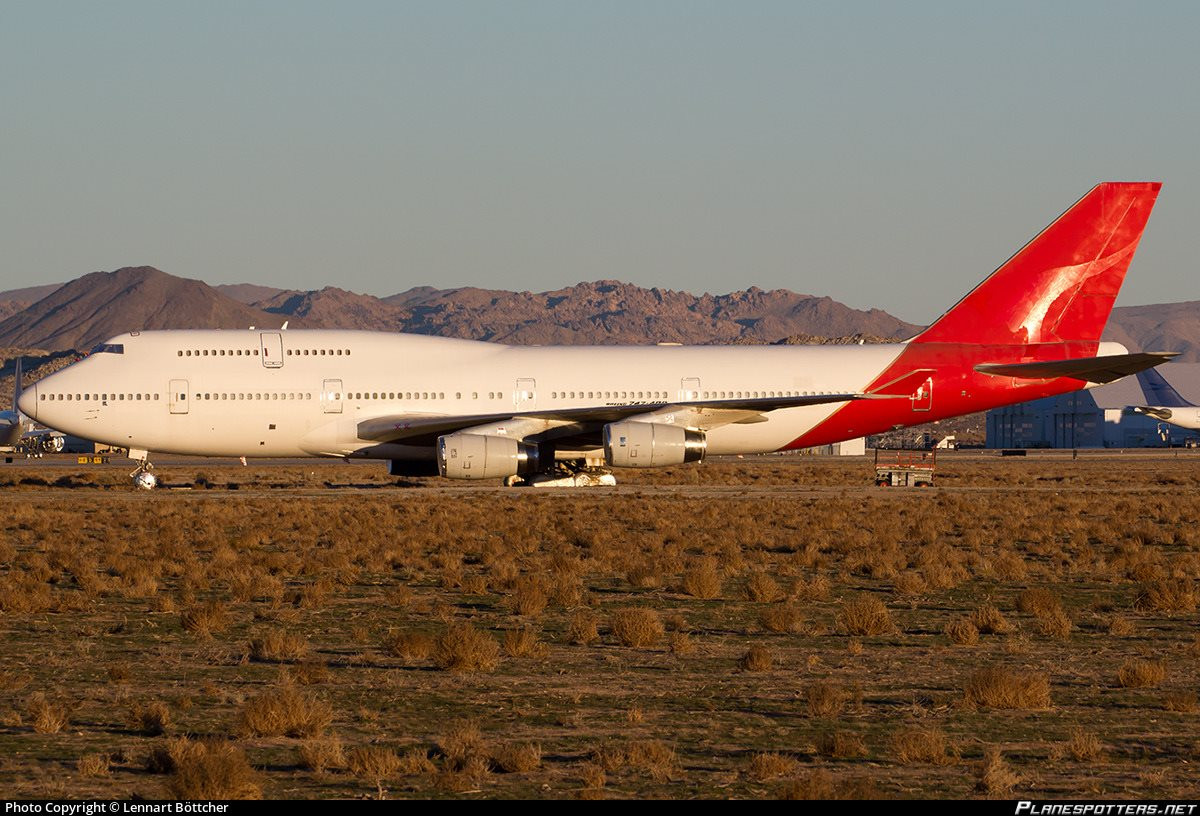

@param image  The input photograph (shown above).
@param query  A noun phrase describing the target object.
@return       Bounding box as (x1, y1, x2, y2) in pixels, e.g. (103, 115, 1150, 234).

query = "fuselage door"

(260, 333, 284, 368)
(515, 378, 536, 410)
(680, 377, 701, 402)
(912, 377, 933, 412)
(322, 379, 343, 414)
(169, 380, 189, 414)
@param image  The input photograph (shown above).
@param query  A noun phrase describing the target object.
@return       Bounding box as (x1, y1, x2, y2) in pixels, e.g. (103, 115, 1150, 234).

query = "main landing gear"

(505, 462, 617, 488)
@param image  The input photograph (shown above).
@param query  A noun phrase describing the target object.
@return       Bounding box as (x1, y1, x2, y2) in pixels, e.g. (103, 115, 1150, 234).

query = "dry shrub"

(508, 576, 549, 617)
(944, 617, 980, 646)
(893, 571, 928, 596)
(964, 666, 1051, 710)
(1164, 691, 1199, 713)
(1017, 588, 1060, 617)
(839, 595, 893, 636)
(791, 574, 832, 602)
(626, 740, 676, 782)
(590, 742, 628, 772)
(681, 558, 723, 599)
(165, 739, 261, 800)
(819, 730, 868, 759)
(806, 681, 848, 718)
(237, 686, 333, 738)
(291, 660, 331, 685)
(248, 629, 310, 663)
(609, 608, 664, 649)
(180, 601, 231, 638)
(433, 623, 500, 672)
(439, 721, 488, 769)
(1063, 728, 1102, 761)
(27, 693, 69, 734)
(892, 727, 955, 765)
(668, 632, 696, 656)
(1035, 608, 1073, 640)
(1104, 615, 1135, 636)
(381, 630, 433, 661)
(398, 747, 437, 775)
(1117, 659, 1166, 689)
(297, 736, 346, 773)
(748, 751, 800, 780)
(577, 762, 606, 798)
(626, 562, 663, 590)
(347, 746, 401, 780)
(78, 753, 111, 777)
(128, 701, 171, 735)
(739, 644, 774, 672)
(567, 610, 600, 645)
(972, 603, 1013, 635)
(495, 741, 542, 773)
(760, 602, 804, 633)
(1135, 579, 1197, 613)
(503, 626, 549, 658)
(435, 755, 491, 792)
(744, 571, 784, 603)
(975, 747, 1019, 796)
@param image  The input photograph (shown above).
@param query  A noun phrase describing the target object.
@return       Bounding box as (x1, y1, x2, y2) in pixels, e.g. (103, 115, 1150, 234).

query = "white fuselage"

(23, 329, 904, 459)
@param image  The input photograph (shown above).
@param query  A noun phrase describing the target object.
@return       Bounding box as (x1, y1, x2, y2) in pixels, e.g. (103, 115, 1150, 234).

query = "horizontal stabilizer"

(974, 351, 1178, 384)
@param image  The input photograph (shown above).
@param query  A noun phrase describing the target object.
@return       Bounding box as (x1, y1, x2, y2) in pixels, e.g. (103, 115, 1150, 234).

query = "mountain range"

(0, 266, 1195, 360)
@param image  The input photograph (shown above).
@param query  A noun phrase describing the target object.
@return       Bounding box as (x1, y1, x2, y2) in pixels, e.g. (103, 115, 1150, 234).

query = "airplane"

(18, 182, 1176, 489)
(1, 360, 66, 457)
(1128, 367, 1200, 431)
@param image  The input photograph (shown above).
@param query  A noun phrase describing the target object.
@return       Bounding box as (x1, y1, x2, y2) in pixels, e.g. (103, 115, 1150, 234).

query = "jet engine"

(437, 433, 541, 480)
(603, 421, 705, 468)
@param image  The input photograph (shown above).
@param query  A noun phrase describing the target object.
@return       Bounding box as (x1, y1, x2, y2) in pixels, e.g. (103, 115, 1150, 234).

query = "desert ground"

(0, 450, 1198, 799)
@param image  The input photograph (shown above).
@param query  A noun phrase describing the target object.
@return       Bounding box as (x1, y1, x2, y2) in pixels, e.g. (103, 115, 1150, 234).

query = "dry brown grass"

(1016, 588, 1060, 617)
(503, 626, 549, 658)
(1135, 579, 1197, 613)
(297, 736, 347, 773)
(744, 571, 784, 603)
(128, 701, 171, 735)
(626, 740, 676, 782)
(27, 693, 69, 734)
(759, 602, 803, 633)
(164, 738, 262, 800)
(818, 730, 868, 759)
(566, 609, 600, 645)
(1117, 659, 1166, 689)
(347, 746, 401, 781)
(237, 686, 333, 738)
(840, 594, 893, 636)
(891, 727, 956, 765)
(975, 747, 1020, 796)
(494, 741, 542, 773)
(248, 629, 310, 663)
(609, 608, 664, 648)
(433, 623, 500, 672)
(739, 644, 773, 672)
(681, 557, 723, 599)
(972, 603, 1014, 635)
(77, 753, 111, 777)
(777, 768, 876, 800)
(748, 751, 801, 780)
(1164, 691, 1199, 713)
(944, 617, 980, 646)
(1060, 728, 1103, 761)
(964, 666, 1051, 710)
(806, 681, 848, 718)
(180, 600, 231, 638)
(381, 629, 434, 661)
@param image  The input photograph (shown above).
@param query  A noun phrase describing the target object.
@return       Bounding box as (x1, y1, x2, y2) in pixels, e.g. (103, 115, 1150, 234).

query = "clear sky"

(2, 1, 1197, 323)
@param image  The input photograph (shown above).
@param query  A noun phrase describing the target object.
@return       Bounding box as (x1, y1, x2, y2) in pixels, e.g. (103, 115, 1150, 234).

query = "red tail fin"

(915, 182, 1161, 345)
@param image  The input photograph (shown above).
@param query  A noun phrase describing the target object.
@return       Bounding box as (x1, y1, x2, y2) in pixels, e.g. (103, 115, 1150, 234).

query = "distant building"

(986, 362, 1200, 448)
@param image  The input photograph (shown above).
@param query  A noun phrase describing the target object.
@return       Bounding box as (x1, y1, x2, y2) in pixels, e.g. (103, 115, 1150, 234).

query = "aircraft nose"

(18, 383, 37, 420)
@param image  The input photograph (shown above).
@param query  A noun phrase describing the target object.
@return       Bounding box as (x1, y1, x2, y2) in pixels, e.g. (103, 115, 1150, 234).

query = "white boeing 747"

(20, 183, 1175, 488)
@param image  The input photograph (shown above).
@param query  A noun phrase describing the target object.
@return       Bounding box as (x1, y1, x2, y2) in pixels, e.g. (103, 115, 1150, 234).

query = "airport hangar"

(986, 362, 1200, 449)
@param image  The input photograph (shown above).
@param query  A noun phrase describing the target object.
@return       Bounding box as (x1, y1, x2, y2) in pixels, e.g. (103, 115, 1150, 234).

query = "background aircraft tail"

(1136, 367, 1192, 407)
(914, 182, 1161, 346)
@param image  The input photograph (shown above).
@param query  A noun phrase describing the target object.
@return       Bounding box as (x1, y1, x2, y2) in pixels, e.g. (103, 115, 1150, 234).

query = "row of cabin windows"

(42, 393, 157, 402)
(177, 349, 351, 357)
(197, 393, 312, 401)
(546, 389, 816, 401)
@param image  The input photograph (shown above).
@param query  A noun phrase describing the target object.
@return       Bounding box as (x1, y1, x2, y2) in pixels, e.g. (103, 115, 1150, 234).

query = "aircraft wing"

(974, 351, 1178, 384)
(356, 391, 904, 446)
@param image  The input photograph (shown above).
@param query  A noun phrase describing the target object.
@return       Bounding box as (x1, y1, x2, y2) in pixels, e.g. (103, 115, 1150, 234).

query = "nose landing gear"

(129, 449, 157, 490)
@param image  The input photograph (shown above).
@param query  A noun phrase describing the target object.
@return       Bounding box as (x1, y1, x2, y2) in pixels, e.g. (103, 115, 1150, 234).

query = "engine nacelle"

(603, 422, 705, 468)
(437, 433, 541, 480)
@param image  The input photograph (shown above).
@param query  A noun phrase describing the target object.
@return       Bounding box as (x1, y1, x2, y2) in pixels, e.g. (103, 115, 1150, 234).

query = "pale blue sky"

(2, 1, 1197, 323)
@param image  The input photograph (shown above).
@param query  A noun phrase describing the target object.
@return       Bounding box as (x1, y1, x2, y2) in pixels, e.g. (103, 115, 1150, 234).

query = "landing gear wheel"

(131, 458, 157, 490)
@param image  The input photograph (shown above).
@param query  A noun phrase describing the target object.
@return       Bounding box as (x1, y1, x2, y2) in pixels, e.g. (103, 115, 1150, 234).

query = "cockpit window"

(90, 343, 125, 354)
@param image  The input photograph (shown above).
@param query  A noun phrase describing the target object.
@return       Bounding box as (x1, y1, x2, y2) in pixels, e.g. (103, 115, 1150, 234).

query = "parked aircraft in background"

(19, 182, 1174, 488)
(1, 361, 66, 457)
(1128, 367, 1200, 431)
